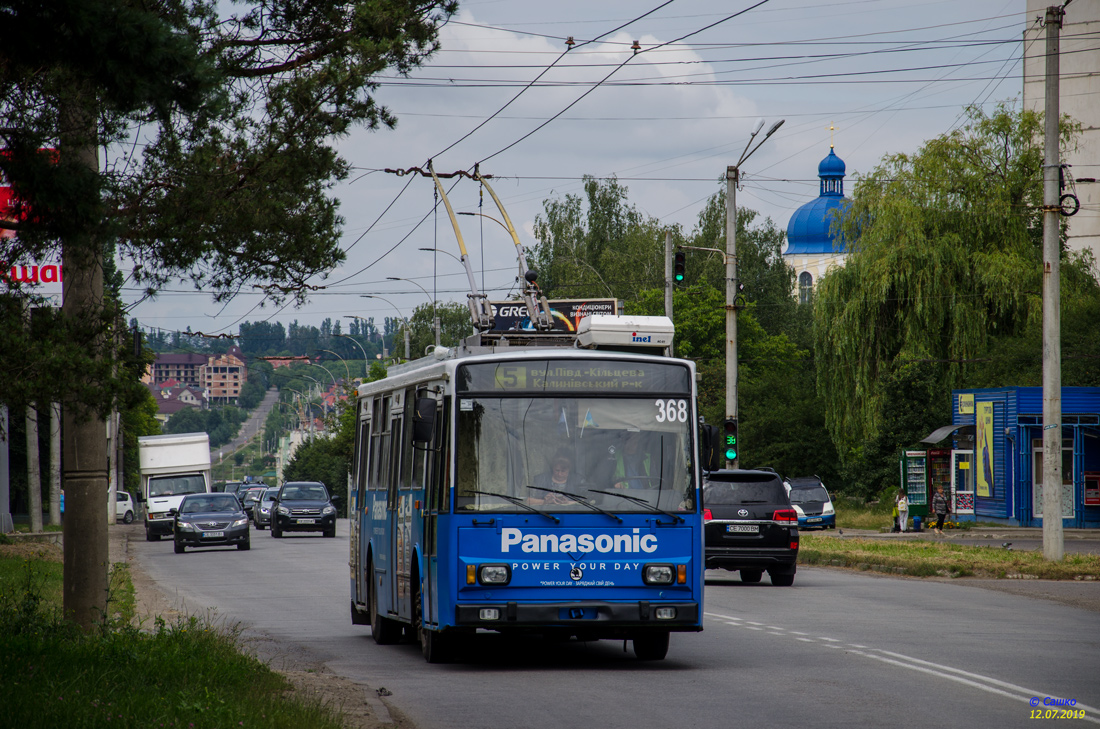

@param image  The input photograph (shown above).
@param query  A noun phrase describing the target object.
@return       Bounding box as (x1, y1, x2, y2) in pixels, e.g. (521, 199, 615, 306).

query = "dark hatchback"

(703, 469, 799, 586)
(271, 481, 337, 538)
(171, 493, 251, 553)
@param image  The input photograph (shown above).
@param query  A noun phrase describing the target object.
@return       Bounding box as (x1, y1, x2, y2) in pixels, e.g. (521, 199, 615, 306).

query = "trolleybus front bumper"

(455, 600, 700, 631)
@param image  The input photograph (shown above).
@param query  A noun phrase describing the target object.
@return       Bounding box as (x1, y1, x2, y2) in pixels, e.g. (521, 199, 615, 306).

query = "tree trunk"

(26, 404, 42, 532)
(60, 89, 109, 631)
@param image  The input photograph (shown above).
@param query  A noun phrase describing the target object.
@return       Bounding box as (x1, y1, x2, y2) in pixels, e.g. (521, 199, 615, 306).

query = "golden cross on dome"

(828, 122, 837, 149)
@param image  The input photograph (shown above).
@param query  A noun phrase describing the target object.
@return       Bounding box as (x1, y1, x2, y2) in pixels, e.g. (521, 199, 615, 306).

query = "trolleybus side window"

(369, 397, 384, 491)
(354, 399, 371, 511)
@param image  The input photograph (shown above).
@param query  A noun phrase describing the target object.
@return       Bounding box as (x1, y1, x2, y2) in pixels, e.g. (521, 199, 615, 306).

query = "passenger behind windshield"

(530, 452, 584, 506)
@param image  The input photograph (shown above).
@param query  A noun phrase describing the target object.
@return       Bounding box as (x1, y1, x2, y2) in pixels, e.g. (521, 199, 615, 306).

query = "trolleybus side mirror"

(412, 397, 437, 444)
(700, 423, 722, 472)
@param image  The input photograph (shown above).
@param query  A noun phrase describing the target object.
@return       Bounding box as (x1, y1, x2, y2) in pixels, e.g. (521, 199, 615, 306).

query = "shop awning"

(920, 424, 974, 444)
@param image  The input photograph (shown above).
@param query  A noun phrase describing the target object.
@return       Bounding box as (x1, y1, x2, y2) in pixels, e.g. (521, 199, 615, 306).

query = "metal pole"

(664, 230, 673, 320)
(725, 165, 739, 468)
(1042, 4, 1064, 561)
(335, 332, 369, 363)
(320, 349, 350, 381)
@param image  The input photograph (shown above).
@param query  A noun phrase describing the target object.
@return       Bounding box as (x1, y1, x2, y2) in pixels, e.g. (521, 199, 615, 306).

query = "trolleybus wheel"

(633, 631, 670, 660)
(369, 560, 402, 645)
(414, 581, 451, 663)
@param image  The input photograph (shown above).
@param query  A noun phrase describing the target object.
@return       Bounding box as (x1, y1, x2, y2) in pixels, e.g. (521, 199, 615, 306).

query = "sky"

(120, 0, 1030, 338)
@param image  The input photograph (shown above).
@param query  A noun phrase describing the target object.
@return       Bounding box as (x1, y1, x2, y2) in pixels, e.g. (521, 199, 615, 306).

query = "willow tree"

(815, 104, 1079, 458)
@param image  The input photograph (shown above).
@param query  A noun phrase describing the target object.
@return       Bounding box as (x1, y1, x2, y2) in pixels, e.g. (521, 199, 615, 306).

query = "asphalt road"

(218, 386, 280, 456)
(125, 521, 1100, 729)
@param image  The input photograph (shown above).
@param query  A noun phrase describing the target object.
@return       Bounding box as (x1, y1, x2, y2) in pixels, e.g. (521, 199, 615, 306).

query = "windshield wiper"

(589, 489, 684, 523)
(528, 485, 623, 523)
(469, 490, 559, 523)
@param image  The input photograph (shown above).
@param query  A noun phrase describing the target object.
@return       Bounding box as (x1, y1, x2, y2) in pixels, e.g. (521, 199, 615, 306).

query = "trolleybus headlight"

(655, 607, 677, 620)
(477, 564, 511, 585)
(643, 564, 675, 585)
(479, 608, 501, 621)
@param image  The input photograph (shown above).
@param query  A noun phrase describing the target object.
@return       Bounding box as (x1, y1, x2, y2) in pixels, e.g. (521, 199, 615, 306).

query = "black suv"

(271, 481, 337, 538)
(703, 469, 799, 586)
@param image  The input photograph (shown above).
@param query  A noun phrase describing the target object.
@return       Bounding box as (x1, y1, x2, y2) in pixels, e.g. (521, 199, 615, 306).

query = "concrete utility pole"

(61, 88, 110, 630)
(664, 230, 673, 321)
(1041, 4, 1065, 562)
(725, 119, 784, 468)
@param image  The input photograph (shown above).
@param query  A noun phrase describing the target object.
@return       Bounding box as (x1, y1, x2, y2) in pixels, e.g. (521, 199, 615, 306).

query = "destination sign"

(456, 359, 691, 394)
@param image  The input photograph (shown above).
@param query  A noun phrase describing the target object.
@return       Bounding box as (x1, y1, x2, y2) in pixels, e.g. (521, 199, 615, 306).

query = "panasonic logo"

(501, 527, 658, 554)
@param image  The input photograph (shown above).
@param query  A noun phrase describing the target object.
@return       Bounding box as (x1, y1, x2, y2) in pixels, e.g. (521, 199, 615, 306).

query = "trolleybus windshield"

(455, 393, 696, 514)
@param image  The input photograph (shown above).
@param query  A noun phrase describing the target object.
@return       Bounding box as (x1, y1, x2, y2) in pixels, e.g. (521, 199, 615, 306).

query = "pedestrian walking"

(931, 484, 950, 535)
(895, 489, 909, 533)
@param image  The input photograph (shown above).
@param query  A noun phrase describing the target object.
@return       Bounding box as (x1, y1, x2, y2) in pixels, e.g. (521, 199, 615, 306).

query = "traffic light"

(723, 417, 738, 461)
(674, 249, 686, 282)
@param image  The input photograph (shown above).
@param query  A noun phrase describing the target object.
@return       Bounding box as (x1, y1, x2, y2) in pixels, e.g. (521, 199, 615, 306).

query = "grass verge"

(800, 534, 1100, 580)
(0, 546, 348, 729)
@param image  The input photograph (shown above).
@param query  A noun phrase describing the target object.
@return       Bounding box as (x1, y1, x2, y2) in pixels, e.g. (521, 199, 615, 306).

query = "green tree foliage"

(815, 104, 1083, 465)
(1, 0, 455, 414)
(164, 406, 245, 448)
(842, 359, 949, 499)
(406, 301, 474, 358)
(530, 176, 670, 300)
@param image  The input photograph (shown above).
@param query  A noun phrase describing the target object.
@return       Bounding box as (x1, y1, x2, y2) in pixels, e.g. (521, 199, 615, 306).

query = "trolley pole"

(1041, 4, 1064, 561)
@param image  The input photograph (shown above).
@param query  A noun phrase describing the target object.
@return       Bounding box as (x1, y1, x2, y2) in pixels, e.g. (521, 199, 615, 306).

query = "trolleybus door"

(413, 393, 444, 628)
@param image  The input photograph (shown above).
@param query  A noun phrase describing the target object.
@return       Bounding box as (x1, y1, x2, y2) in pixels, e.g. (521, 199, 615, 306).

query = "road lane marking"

(703, 611, 1100, 723)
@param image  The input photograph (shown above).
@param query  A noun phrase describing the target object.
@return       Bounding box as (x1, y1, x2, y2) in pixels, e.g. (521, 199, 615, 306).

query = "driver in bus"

(530, 452, 584, 505)
(612, 430, 653, 489)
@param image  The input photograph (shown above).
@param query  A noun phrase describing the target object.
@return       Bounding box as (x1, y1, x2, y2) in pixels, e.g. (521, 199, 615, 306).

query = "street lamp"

(310, 360, 338, 388)
(319, 349, 350, 381)
(387, 276, 440, 348)
(335, 331, 369, 364)
(725, 118, 784, 468)
(360, 295, 410, 361)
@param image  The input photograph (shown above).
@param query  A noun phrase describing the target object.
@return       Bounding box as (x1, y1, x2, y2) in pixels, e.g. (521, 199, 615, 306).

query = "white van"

(115, 491, 135, 524)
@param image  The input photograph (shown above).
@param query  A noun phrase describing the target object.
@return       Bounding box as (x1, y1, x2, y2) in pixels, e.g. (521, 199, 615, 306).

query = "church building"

(784, 146, 851, 302)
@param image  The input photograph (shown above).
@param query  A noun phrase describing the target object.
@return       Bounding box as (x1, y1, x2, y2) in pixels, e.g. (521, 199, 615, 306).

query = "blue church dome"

(786, 147, 850, 255)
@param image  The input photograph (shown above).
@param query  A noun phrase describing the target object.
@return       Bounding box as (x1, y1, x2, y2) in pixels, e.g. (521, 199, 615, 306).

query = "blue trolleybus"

(348, 314, 714, 662)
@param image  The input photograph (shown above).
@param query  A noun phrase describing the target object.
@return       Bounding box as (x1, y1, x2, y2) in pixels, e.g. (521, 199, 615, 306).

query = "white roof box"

(576, 315, 675, 350)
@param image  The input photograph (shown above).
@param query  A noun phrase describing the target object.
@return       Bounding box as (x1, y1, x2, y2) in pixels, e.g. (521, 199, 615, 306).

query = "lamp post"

(300, 373, 323, 401)
(310, 360, 338, 388)
(284, 387, 312, 434)
(360, 295, 410, 361)
(319, 349, 350, 381)
(386, 276, 440, 348)
(725, 118, 784, 468)
(456, 211, 509, 293)
(334, 332, 369, 367)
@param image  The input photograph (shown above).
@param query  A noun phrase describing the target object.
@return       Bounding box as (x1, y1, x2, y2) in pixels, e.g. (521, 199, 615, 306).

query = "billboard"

(976, 401, 993, 498)
(488, 299, 618, 334)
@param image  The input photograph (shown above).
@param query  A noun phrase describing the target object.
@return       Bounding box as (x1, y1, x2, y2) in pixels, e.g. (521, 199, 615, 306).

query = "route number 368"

(654, 399, 688, 423)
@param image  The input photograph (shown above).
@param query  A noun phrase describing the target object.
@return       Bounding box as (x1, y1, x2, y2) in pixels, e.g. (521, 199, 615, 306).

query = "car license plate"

(297, 518, 316, 524)
(726, 524, 758, 533)
(202, 531, 224, 538)
(807, 517, 822, 523)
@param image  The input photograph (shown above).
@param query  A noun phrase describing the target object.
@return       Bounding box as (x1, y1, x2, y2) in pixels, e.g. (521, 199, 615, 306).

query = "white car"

(115, 491, 135, 524)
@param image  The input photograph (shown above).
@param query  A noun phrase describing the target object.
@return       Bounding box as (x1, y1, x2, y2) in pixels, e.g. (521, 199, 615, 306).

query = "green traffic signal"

(674, 250, 686, 282)
(723, 417, 738, 461)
